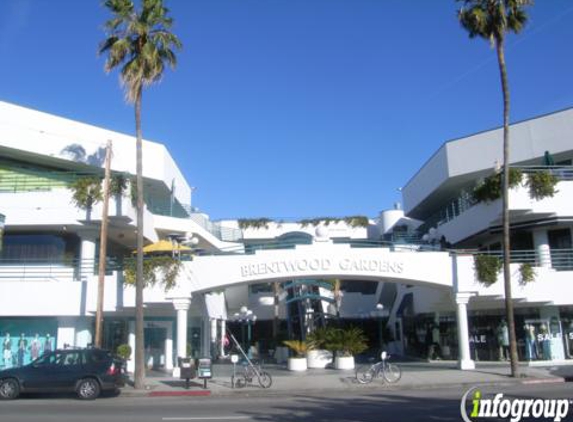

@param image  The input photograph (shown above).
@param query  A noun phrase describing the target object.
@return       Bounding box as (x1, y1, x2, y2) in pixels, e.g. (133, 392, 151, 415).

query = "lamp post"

(373, 303, 388, 352)
(234, 306, 257, 357)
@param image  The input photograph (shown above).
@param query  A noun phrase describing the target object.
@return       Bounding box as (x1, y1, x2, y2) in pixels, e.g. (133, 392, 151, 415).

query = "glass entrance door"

(144, 327, 166, 370)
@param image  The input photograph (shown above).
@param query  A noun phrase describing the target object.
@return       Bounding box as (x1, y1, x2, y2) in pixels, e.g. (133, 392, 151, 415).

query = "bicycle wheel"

(382, 363, 401, 383)
(355, 365, 375, 384)
(257, 371, 272, 389)
(232, 374, 248, 388)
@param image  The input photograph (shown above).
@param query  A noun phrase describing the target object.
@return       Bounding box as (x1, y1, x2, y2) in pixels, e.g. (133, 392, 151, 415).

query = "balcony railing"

(189, 213, 243, 242)
(419, 165, 573, 233)
(1, 247, 572, 282)
(0, 258, 121, 281)
(468, 248, 573, 271)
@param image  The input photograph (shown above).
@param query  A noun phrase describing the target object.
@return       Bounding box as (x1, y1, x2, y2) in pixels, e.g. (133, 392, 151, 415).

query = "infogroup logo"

(460, 387, 571, 422)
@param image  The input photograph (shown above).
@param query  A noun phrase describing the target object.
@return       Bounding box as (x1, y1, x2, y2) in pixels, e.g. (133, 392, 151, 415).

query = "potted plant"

(283, 340, 309, 371)
(306, 327, 333, 369)
(324, 327, 368, 370)
(116, 343, 132, 360)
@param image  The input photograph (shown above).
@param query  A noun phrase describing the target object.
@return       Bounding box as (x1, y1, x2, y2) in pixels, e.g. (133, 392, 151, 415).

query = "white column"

(79, 231, 97, 278)
(210, 318, 217, 359)
(172, 298, 191, 377)
(165, 323, 174, 371)
(174, 298, 191, 359)
(533, 229, 552, 268)
(57, 317, 76, 349)
(456, 293, 475, 370)
(220, 319, 227, 358)
(127, 321, 135, 373)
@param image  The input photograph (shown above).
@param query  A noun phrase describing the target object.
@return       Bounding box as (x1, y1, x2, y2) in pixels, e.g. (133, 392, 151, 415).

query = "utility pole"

(95, 140, 112, 348)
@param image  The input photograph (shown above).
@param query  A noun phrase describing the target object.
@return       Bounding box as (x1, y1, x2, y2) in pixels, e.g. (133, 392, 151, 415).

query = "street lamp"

(373, 303, 389, 352)
(233, 306, 257, 357)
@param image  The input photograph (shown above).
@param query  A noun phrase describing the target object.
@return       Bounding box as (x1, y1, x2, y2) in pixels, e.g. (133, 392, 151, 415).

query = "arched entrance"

(166, 241, 478, 373)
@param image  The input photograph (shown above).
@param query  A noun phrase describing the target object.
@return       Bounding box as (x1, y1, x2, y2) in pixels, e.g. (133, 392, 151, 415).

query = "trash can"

(178, 357, 196, 389)
(197, 357, 212, 389)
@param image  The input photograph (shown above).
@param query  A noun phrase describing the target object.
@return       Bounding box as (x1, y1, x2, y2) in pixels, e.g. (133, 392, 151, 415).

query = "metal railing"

(1, 248, 572, 282)
(189, 213, 243, 242)
(419, 165, 573, 233)
(470, 248, 573, 271)
(0, 258, 121, 281)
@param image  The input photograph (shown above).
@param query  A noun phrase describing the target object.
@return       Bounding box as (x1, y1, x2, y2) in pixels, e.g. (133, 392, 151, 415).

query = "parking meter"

(197, 357, 213, 389)
(230, 354, 239, 388)
(177, 357, 196, 389)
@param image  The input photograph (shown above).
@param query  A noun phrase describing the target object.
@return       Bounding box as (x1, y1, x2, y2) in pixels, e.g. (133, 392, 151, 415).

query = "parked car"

(0, 348, 125, 400)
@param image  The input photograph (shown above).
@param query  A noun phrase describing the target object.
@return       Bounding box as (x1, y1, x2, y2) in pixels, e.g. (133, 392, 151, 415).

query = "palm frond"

(100, 0, 182, 104)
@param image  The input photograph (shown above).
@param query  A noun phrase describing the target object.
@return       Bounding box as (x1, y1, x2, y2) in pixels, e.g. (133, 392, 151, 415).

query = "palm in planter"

(283, 340, 310, 371)
(306, 327, 334, 369)
(324, 327, 368, 370)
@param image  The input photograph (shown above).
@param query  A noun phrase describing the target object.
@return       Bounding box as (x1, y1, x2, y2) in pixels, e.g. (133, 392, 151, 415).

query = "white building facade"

(1, 101, 572, 374)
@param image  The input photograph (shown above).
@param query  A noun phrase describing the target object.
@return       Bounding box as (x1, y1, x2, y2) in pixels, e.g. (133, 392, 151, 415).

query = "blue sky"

(0, 1, 572, 221)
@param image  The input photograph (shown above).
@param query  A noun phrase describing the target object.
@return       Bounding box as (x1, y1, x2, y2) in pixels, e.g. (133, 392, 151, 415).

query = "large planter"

(307, 350, 333, 369)
(287, 357, 308, 371)
(334, 355, 355, 370)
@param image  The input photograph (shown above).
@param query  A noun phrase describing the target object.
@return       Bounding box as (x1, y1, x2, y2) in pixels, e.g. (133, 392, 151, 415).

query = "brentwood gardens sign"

(240, 257, 404, 279)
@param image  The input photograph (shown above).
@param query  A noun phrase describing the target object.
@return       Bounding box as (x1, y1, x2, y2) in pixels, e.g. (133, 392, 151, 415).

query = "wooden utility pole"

(95, 140, 112, 348)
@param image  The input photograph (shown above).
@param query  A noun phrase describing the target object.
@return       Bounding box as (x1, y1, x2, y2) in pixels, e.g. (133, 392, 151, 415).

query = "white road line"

(161, 418, 250, 421)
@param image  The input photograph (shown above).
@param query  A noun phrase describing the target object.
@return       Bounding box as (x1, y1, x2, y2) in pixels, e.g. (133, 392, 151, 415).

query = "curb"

(118, 376, 564, 398)
(148, 390, 211, 397)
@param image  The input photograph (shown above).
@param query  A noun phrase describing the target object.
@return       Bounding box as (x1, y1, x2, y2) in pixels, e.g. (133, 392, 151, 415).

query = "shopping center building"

(1, 100, 572, 373)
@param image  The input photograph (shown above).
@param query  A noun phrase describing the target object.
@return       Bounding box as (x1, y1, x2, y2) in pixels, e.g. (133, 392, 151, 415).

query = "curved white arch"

(177, 243, 462, 294)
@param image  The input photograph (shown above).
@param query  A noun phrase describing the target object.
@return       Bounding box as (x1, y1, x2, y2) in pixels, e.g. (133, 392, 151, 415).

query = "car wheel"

(76, 378, 100, 400)
(0, 378, 20, 400)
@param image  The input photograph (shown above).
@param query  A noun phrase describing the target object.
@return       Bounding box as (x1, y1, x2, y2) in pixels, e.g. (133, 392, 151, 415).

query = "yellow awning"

(140, 240, 193, 254)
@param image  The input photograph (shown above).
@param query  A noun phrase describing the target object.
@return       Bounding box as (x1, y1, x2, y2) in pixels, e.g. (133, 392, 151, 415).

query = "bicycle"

(355, 351, 402, 384)
(232, 361, 272, 389)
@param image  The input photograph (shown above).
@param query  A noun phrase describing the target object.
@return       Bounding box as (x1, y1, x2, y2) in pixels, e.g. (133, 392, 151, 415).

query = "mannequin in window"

(30, 333, 41, 360)
(524, 324, 537, 361)
(497, 320, 509, 360)
(17, 333, 27, 366)
(3, 333, 12, 369)
(44, 334, 52, 355)
(540, 324, 551, 360)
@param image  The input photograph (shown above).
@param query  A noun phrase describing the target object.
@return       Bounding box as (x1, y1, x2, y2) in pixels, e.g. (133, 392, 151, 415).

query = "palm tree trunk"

(134, 84, 146, 389)
(496, 36, 519, 378)
(95, 140, 112, 348)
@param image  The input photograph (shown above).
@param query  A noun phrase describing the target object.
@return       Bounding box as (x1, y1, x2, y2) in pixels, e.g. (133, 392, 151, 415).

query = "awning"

(140, 240, 192, 254)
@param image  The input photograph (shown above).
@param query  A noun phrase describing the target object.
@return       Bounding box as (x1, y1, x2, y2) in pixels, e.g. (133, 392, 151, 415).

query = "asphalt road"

(1, 383, 573, 422)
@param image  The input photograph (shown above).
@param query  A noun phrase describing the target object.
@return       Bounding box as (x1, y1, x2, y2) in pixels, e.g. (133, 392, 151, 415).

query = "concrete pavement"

(119, 360, 572, 398)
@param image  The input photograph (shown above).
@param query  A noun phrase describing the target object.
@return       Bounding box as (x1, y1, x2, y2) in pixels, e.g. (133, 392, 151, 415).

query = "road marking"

(162, 418, 250, 421)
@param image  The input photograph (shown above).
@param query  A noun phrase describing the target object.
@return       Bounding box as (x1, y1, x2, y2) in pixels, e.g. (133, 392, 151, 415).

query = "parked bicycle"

(355, 351, 401, 384)
(232, 361, 272, 389)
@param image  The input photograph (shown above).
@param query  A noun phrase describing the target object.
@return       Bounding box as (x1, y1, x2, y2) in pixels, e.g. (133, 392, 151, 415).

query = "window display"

(524, 319, 565, 361)
(0, 319, 57, 369)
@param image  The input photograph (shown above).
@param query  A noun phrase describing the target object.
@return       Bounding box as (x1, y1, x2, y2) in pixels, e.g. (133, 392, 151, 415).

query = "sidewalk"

(119, 360, 572, 398)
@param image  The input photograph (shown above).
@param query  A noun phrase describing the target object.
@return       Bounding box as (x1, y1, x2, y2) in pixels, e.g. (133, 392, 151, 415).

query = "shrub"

(518, 263, 536, 286)
(474, 254, 502, 286)
(116, 344, 132, 360)
(526, 171, 558, 200)
(283, 340, 309, 358)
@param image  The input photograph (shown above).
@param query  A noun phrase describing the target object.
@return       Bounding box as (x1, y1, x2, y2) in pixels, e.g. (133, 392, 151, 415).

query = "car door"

(21, 352, 60, 391)
(57, 351, 83, 390)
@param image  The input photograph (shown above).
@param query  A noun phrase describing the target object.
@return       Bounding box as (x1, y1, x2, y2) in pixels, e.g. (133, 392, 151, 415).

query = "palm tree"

(99, 0, 182, 389)
(457, 0, 532, 378)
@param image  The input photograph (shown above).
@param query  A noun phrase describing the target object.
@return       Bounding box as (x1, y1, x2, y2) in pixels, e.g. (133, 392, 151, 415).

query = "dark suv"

(0, 348, 125, 400)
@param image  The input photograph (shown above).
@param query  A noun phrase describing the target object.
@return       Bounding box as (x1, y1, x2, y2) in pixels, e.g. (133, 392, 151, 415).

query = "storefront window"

(1, 318, 58, 369)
